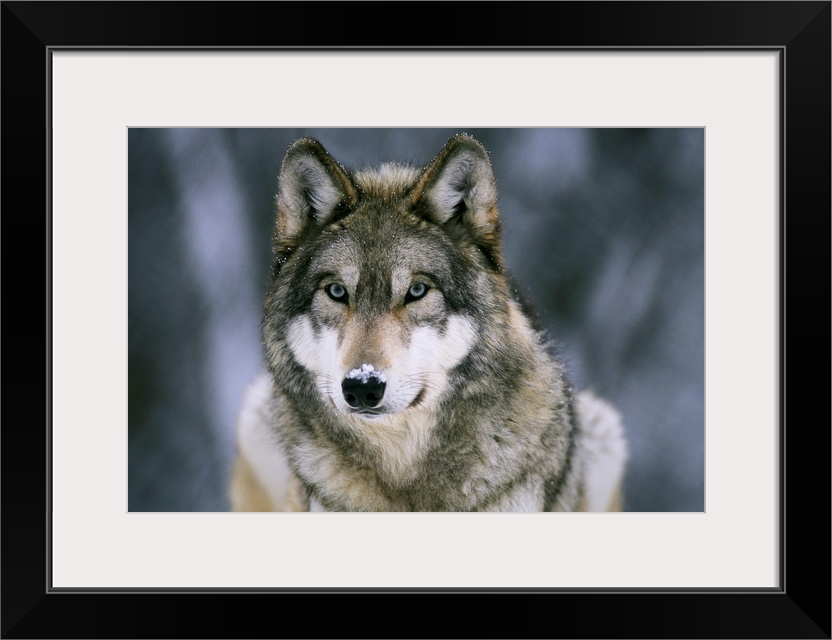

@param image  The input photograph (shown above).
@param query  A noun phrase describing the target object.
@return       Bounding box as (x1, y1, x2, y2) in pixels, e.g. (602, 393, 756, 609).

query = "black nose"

(342, 375, 386, 409)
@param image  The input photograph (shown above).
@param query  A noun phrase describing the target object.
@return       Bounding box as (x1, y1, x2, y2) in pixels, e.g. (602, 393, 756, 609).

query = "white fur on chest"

(291, 407, 441, 512)
(345, 407, 439, 484)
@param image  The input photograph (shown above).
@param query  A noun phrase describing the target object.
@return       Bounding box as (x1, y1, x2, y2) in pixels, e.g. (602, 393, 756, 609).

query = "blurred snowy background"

(128, 128, 704, 512)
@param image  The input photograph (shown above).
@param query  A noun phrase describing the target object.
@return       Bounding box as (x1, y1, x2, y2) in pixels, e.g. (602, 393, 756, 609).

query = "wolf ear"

(275, 138, 358, 245)
(411, 135, 502, 269)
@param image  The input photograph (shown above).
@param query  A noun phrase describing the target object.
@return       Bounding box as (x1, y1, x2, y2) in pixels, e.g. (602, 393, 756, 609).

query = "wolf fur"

(229, 135, 627, 512)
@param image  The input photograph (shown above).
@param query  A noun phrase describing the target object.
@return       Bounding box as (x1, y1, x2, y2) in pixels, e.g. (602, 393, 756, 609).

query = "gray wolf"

(229, 134, 627, 512)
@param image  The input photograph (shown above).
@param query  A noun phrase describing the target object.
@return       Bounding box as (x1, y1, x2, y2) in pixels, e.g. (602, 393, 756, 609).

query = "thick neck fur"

(274, 298, 574, 512)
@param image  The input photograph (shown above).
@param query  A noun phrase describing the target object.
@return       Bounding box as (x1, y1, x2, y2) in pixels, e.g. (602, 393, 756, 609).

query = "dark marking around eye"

(326, 283, 348, 302)
(405, 282, 429, 303)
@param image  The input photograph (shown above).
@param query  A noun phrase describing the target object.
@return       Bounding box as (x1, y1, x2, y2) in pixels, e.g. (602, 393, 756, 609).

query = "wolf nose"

(342, 376, 386, 409)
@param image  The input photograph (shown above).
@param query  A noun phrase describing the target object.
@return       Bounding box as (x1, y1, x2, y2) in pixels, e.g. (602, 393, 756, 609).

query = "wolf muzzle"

(341, 365, 387, 410)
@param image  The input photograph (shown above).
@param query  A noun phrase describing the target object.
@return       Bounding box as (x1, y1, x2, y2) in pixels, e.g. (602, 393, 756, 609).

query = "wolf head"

(262, 135, 525, 424)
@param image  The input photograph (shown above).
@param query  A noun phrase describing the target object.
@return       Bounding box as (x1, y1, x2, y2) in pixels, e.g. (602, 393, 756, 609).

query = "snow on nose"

(342, 364, 387, 409)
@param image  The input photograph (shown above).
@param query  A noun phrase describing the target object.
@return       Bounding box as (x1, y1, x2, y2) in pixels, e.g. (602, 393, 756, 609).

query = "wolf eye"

(405, 282, 429, 303)
(326, 283, 348, 302)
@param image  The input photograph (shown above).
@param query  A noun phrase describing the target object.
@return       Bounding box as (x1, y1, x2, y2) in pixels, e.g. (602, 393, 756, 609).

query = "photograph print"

(128, 127, 704, 513)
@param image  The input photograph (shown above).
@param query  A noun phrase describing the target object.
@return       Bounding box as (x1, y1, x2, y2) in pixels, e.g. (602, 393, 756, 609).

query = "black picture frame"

(2, 2, 829, 638)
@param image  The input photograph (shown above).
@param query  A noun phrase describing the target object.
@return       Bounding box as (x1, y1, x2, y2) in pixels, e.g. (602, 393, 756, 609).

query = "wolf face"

(263, 136, 511, 426)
